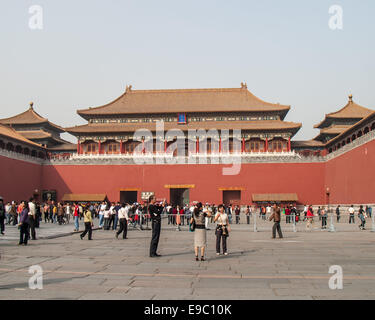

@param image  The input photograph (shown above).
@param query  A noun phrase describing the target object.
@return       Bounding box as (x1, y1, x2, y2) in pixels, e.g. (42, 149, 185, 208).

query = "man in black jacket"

(0, 197, 5, 235)
(336, 205, 341, 223)
(149, 196, 163, 257)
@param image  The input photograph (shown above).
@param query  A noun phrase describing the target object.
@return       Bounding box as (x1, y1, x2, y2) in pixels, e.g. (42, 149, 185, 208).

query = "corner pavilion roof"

(325, 111, 375, 147)
(77, 84, 291, 119)
(0, 124, 45, 149)
(0, 103, 65, 133)
(314, 95, 373, 129)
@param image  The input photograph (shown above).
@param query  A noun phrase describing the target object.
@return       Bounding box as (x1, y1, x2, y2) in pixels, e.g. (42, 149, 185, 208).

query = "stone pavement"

(0, 220, 374, 300)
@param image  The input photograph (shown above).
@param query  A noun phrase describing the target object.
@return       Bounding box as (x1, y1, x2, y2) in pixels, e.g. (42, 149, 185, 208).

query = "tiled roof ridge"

(0, 104, 47, 124)
(314, 95, 373, 128)
(0, 103, 65, 132)
(77, 85, 291, 116)
(327, 98, 372, 117)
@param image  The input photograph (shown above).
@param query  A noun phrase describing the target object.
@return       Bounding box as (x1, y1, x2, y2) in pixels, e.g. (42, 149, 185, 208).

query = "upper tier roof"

(77, 84, 291, 119)
(18, 130, 53, 140)
(65, 120, 302, 136)
(0, 103, 65, 133)
(314, 95, 373, 129)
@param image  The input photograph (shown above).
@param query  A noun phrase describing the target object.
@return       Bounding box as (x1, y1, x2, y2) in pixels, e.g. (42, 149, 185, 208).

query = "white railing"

(325, 130, 375, 161)
(0, 148, 44, 164)
(68, 150, 299, 159)
(45, 150, 310, 165)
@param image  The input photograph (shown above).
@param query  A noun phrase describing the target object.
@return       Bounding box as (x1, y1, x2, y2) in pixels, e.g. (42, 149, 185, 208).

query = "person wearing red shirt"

(306, 205, 314, 230)
(179, 207, 185, 226)
(285, 206, 291, 224)
(73, 203, 80, 231)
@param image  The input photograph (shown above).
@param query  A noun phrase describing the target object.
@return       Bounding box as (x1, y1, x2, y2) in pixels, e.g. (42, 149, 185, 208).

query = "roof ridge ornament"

(348, 94, 353, 102)
(29, 102, 34, 110)
(125, 85, 133, 93)
(240, 82, 247, 89)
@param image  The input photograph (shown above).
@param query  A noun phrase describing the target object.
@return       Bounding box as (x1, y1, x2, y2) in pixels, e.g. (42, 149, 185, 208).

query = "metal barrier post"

(253, 210, 258, 232)
(329, 207, 336, 232)
(292, 211, 296, 232)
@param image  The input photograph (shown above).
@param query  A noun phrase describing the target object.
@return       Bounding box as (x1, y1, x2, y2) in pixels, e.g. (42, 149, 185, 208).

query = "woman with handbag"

(214, 204, 231, 256)
(190, 202, 211, 261)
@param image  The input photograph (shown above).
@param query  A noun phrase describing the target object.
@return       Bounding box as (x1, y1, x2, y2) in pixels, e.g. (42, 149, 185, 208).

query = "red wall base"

(325, 139, 375, 204)
(41, 162, 325, 205)
(0, 155, 42, 202)
(1, 138, 374, 205)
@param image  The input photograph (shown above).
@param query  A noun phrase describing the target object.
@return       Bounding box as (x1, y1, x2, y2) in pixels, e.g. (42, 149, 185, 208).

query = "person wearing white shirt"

(103, 205, 111, 230)
(189, 204, 196, 229)
(108, 204, 116, 229)
(303, 205, 308, 221)
(98, 202, 106, 228)
(204, 205, 211, 230)
(116, 203, 131, 239)
(214, 204, 230, 256)
(348, 205, 355, 224)
(28, 198, 37, 240)
(65, 203, 71, 224)
(5, 203, 11, 225)
(266, 205, 272, 214)
(167, 205, 172, 225)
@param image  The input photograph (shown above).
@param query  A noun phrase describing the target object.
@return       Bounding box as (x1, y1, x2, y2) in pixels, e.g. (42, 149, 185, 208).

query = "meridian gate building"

(0, 84, 374, 206)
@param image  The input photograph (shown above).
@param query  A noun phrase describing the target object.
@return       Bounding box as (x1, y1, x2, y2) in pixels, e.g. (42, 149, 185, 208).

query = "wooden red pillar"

(120, 140, 123, 154)
(142, 138, 145, 153)
(98, 141, 101, 155)
(219, 137, 221, 153)
(288, 137, 291, 152)
(164, 139, 167, 153)
(242, 138, 245, 153)
(77, 141, 81, 154)
(196, 138, 199, 153)
(265, 138, 268, 152)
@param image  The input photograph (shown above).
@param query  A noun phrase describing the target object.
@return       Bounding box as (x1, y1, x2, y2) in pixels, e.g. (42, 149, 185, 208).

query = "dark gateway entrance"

(222, 190, 241, 206)
(170, 188, 189, 207)
(120, 191, 138, 204)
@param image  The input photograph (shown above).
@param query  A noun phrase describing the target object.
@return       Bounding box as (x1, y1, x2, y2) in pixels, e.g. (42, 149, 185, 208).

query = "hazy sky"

(1, 0, 374, 142)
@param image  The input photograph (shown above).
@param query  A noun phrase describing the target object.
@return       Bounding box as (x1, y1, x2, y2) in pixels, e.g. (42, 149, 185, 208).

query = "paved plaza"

(0, 217, 375, 300)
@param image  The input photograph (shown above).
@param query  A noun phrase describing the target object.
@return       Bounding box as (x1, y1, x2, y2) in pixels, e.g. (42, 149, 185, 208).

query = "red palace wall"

(41, 162, 325, 205)
(0, 155, 42, 202)
(2, 138, 374, 205)
(325, 138, 375, 205)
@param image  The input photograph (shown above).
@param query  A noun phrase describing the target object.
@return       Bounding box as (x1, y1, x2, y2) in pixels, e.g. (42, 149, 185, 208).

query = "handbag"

(215, 225, 229, 237)
(190, 218, 196, 232)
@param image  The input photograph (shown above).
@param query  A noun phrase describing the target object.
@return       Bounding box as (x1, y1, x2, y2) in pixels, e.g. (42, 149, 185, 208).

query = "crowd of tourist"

(0, 195, 373, 246)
